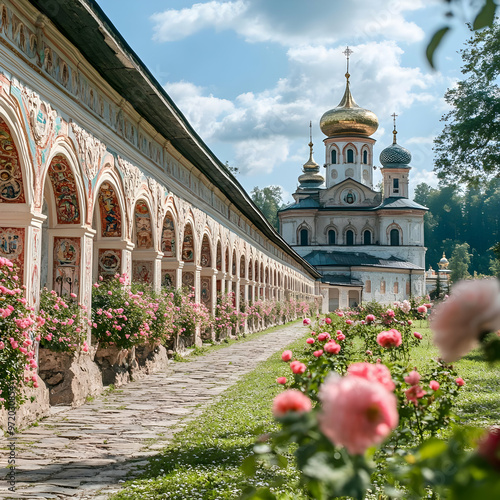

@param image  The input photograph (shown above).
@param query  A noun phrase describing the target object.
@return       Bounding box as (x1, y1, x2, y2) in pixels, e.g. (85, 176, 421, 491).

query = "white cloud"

(163, 41, 440, 176)
(151, 0, 426, 46)
(407, 136, 435, 145)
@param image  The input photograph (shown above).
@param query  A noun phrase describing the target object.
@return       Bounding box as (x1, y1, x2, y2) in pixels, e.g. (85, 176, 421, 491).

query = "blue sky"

(97, 0, 476, 202)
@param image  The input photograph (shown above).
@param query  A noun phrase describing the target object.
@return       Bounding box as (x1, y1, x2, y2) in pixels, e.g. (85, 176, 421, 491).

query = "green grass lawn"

(112, 321, 499, 500)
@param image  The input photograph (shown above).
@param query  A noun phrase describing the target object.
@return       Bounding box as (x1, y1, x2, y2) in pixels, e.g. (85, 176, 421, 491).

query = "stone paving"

(0, 322, 306, 499)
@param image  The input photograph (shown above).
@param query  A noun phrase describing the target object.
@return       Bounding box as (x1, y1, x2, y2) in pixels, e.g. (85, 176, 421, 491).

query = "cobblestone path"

(0, 322, 306, 499)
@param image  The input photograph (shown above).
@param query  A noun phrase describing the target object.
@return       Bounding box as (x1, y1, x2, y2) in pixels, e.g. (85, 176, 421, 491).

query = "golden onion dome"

(320, 74, 379, 137)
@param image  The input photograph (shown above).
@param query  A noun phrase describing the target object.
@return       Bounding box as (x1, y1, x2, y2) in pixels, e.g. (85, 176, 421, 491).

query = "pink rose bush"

(272, 389, 312, 417)
(376, 328, 402, 348)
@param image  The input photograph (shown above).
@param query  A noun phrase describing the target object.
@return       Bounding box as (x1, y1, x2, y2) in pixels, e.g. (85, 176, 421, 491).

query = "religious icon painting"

(132, 260, 152, 283)
(161, 213, 176, 257)
(135, 200, 153, 248)
(201, 277, 210, 306)
(98, 249, 121, 276)
(181, 224, 194, 262)
(0, 227, 25, 281)
(98, 182, 122, 237)
(161, 269, 175, 288)
(47, 156, 81, 224)
(0, 119, 25, 203)
(216, 242, 222, 271)
(200, 236, 211, 267)
(182, 271, 194, 289)
(53, 237, 81, 297)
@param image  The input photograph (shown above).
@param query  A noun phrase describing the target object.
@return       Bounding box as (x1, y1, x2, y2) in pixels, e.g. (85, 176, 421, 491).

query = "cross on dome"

(391, 112, 398, 144)
(343, 46, 353, 79)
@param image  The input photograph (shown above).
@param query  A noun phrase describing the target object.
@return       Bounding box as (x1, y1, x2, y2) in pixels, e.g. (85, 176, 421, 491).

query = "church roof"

(320, 275, 364, 287)
(302, 250, 424, 270)
(378, 197, 428, 210)
(280, 198, 321, 211)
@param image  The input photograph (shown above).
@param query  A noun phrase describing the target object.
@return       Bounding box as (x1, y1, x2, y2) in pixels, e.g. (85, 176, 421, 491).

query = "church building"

(279, 50, 427, 310)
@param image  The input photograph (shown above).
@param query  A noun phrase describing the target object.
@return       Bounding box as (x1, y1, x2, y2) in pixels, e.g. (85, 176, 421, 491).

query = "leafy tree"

(449, 243, 471, 283)
(223, 161, 239, 176)
(434, 22, 500, 185)
(250, 186, 284, 231)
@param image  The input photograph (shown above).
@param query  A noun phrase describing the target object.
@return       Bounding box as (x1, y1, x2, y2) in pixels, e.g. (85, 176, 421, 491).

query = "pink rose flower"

(318, 375, 399, 455)
(325, 317, 332, 324)
(346, 319, 353, 325)
(281, 350, 292, 361)
(366, 350, 372, 356)
(386, 309, 395, 318)
(336, 311, 344, 317)
(366, 314, 376, 323)
(317, 332, 330, 342)
(276, 377, 287, 385)
(337, 333, 346, 341)
(404, 370, 421, 386)
(348, 362, 395, 392)
(303, 318, 311, 326)
(272, 389, 312, 417)
(429, 380, 440, 391)
(417, 305, 428, 314)
(431, 279, 500, 362)
(290, 361, 307, 374)
(313, 350, 323, 357)
(324, 341, 341, 354)
(408, 320, 413, 325)
(405, 385, 426, 405)
(456, 377, 465, 387)
(413, 331, 422, 340)
(376, 329, 402, 348)
(478, 426, 500, 471)
(306, 338, 315, 344)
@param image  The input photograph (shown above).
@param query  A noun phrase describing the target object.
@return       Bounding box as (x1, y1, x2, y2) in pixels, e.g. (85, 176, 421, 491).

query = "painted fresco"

(98, 249, 121, 276)
(181, 224, 194, 262)
(47, 156, 81, 224)
(0, 118, 25, 203)
(98, 182, 121, 237)
(0, 227, 25, 281)
(225, 248, 229, 273)
(182, 271, 194, 289)
(200, 235, 211, 267)
(248, 261, 253, 280)
(201, 277, 210, 306)
(232, 251, 236, 276)
(161, 213, 176, 257)
(132, 260, 153, 283)
(161, 269, 175, 288)
(216, 242, 222, 271)
(53, 237, 80, 297)
(135, 200, 153, 248)
(240, 256, 245, 278)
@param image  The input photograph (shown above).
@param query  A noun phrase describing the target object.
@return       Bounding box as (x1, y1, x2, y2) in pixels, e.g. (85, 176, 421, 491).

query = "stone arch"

(342, 143, 358, 163)
(386, 222, 403, 246)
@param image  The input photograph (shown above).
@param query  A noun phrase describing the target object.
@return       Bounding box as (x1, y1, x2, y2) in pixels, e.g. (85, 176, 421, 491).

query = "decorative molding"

(21, 85, 57, 148)
(71, 122, 106, 180)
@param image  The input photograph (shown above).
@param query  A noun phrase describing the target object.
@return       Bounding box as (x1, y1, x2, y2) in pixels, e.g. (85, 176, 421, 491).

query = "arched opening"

(347, 149, 354, 163)
(181, 222, 194, 262)
(248, 259, 253, 280)
(216, 241, 222, 271)
(225, 247, 229, 273)
(232, 250, 237, 276)
(300, 228, 308, 246)
(0, 118, 26, 204)
(240, 255, 245, 279)
(363, 230, 372, 245)
(331, 149, 337, 164)
(328, 230, 336, 245)
(346, 230, 354, 246)
(200, 234, 211, 267)
(390, 228, 400, 246)
(161, 212, 176, 258)
(133, 199, 154, 283)
(363, 150, 368, 164)
(348, 290, 360, 307)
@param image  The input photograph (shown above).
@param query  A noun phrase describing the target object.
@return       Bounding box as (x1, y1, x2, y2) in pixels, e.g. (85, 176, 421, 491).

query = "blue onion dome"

(379, 142, 412, 167)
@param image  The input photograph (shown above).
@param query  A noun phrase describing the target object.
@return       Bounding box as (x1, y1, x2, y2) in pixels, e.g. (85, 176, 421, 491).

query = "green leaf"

(417, 438, 448, 460)
(241, 455, 257, 476)
(426, 27, 450, 69)
(473, 0, 497, 30)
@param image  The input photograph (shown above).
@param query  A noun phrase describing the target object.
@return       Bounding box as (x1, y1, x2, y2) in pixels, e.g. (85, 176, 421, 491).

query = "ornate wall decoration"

(201, 277, 210, 306)
(248, 260, 253, 280)
(98, 249, 121, 277)
(200, 235, 211, 267)
(182, 271, 194, 289)
(98, 181, 121, 237)
(225, 248, 229, 273)
(240, 256, 245, 278)
(53, 237, 80, 297)
(0, 226, 24, 281)
(232, 251, 236, 276)
(132, 260, 153, 283)
(161, 269, 175, 288)
(0, 118, 25, 203)
(161, 213, 176, 257)
(216, 241, 222, 271)
(134, 200, 153, 249)
(31, 227, 41, 307)
(21, 86, 57, 148)
(47, 155, 81, 224)
(181, 223, 194, 262)
(117, 156, 142, 236)
(71, 122, 106, 181)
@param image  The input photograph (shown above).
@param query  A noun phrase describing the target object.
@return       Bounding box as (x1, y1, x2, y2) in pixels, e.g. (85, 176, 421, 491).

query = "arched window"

(363, 230, 371, 245)
(331, 149, 337, 164)
(300, 228, 308, 246)
(347, 149, 354, 163)
(363, 150, 368, 164)
(328, 230, 336, 245)
(390, 228, 400, 246)
(346, 230, 354, 246)
(393, 178, 399, 194)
